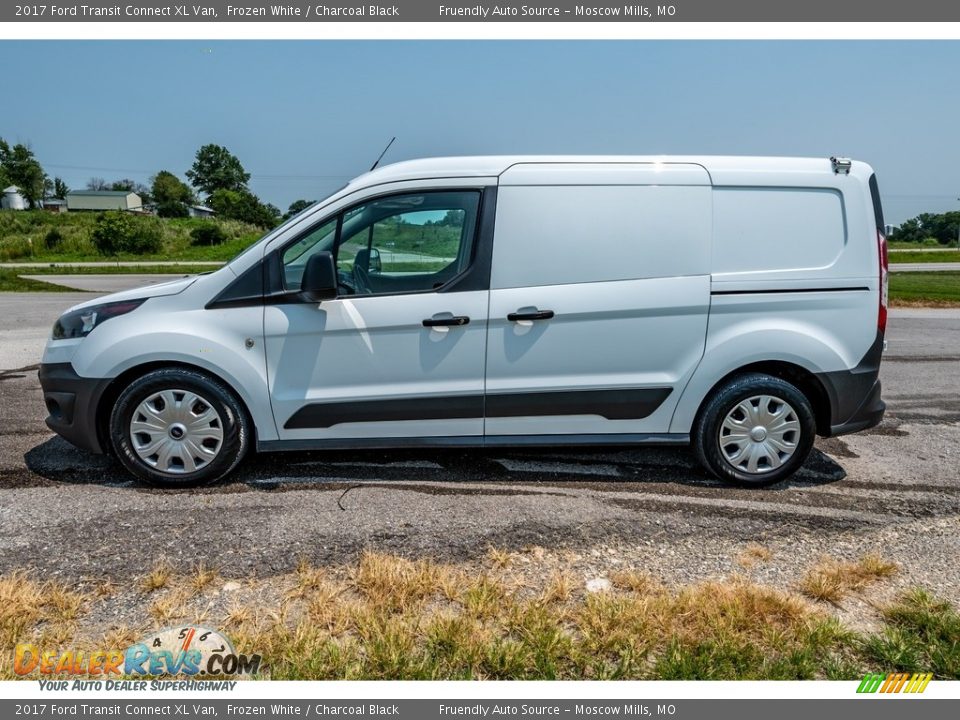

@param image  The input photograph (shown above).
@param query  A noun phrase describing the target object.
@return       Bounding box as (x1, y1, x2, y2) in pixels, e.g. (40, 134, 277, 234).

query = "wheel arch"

(95, 361, 258, 455)
(691, 361, 832, 437)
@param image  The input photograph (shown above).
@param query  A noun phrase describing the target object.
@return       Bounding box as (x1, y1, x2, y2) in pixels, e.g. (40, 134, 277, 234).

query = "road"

(890, 262, 960, 272)
(18, 274, 191, 293)
(0, 294, 958, 608)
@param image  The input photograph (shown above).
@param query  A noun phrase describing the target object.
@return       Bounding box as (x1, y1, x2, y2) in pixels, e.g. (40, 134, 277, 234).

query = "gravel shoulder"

(0, 304, 958, 635)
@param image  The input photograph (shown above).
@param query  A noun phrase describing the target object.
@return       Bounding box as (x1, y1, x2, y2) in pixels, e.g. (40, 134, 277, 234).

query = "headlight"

(52, 299, 147, 339)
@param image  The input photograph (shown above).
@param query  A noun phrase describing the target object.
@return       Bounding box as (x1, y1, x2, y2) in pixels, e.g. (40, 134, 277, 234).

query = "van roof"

(353, 155, 865, 188)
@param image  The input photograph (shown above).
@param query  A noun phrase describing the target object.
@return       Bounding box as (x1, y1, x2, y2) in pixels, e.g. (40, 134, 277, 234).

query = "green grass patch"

(889, 250, 960, 263)
(0, 269, 77, 292)
(889, 271, 960, 305)
(0, 210, 263, 263)
(0, 265, 220, 292)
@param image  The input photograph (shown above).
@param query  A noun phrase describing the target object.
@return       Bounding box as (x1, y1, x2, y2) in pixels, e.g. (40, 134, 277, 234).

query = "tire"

(692, 372, 816, 487)
(108, 367, 251, 487)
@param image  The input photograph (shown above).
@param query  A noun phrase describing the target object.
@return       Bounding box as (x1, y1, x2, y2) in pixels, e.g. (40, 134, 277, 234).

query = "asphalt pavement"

(0, 293, 958, 609)
(889, 262, 960, 272)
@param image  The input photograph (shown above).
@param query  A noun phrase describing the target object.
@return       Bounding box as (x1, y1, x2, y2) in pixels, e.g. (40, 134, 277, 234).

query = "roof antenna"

(370, 137, 396, 171)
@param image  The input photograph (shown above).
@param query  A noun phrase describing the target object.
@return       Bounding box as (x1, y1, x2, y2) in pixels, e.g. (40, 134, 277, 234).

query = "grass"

(889, 271, 960, 305)
(736, 543, 773, 569)
(0, 269, 77, 292)
(2, 550, 957, 681)
(889, 250, 960, 263)
(0, 210, 262, 263)
(798, 555, 898, 603)
(0, 264, 220, 292)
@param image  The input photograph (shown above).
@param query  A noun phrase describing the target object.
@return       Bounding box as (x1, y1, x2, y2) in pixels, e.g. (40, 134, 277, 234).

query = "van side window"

(335, 191, 480, 296)
(281, 217, 338, 290)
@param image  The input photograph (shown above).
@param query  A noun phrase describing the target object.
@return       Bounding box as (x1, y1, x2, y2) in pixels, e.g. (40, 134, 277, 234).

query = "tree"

(208, 188, 280, 229)
(890, 211, 960, 245)
(86, 177, 110, 191)
(0, 139, 48, 208)
(53, 177, 69, 199)
(283, 199, 314, 220)
(151, 170, 194, 205)
(186, 144, 250, 197)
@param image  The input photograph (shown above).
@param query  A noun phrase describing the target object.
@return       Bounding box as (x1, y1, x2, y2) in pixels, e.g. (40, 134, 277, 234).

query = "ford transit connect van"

(39, 156, 887, 487)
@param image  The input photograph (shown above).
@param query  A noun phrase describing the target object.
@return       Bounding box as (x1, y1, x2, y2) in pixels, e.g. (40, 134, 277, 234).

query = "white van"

(39, 156, 888, 487)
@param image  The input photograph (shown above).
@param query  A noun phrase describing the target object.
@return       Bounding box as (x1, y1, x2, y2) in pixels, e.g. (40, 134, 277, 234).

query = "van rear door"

(484, 163, 712, 440)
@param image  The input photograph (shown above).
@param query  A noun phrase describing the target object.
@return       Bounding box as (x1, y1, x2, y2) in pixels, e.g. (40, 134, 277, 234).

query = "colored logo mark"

(857, 672, 933, 694)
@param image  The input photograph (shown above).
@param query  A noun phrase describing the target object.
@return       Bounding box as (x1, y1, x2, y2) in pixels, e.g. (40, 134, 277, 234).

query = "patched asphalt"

(0, 300, 958, 604)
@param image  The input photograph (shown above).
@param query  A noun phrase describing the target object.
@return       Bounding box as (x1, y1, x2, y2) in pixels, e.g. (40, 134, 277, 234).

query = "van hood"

(64, 275, 199, 312)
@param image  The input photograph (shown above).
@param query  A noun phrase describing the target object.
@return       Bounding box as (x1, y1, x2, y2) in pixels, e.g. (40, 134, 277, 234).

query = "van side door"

(264, 186, 496, 445)
(484, 163, 712, 441)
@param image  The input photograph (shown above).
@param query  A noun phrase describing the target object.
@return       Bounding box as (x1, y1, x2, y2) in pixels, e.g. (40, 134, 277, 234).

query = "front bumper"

(38, 363, 111, 454)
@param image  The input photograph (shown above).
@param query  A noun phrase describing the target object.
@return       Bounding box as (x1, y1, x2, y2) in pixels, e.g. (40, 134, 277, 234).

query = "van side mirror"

(300, 251, 338, 302)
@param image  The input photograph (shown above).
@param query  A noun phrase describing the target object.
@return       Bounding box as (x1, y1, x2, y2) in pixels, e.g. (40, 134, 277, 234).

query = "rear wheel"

(109, 367, 250, 487)
(693, 373, 816, 487)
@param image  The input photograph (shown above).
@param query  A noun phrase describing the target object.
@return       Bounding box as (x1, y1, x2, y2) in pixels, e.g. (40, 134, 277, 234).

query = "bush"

(922, 237, 942, 247)
(157, 201, 190, 219)
(126, 217, 164, 254)
(190, 223, 228, 247)
(44, 228, 64, 250)
(91, 212, 163, 256)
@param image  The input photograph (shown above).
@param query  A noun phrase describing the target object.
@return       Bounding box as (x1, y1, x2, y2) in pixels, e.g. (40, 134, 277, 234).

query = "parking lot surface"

(1, 294, 957, 606)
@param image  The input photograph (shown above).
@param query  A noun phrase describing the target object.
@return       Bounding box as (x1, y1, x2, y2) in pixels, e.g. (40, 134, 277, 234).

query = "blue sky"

(1, 40, 958, 224)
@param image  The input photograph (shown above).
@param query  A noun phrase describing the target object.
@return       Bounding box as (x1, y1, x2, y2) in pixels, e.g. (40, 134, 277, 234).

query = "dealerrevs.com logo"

(857, 673, 934, 694)
(14, 626, 261, 678)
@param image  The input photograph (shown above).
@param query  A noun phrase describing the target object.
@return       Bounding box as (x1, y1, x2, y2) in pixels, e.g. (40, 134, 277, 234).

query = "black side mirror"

(300, 251, 337, 302)
(368, 247, 382, 273)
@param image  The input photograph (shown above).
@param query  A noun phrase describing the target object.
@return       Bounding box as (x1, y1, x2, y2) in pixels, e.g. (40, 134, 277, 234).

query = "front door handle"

(422, 315, 470, 327)
(507, 309, 554, 322)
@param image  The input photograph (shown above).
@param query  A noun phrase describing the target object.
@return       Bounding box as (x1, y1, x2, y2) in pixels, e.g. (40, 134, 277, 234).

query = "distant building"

(42, 199, 68, 213)
(66, 190, 143, 212)
(187, 205, 216, 218)
(2, 186, 27, 210)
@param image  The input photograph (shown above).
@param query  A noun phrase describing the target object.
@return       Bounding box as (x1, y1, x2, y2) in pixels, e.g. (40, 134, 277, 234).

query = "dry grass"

(0, 572, 87, 678)
(737, 544, 774, 569)
(0, 550, 939, 681)
(139, 560, 174, 593)
(189, 563, 219, 594)
(485, 546, 513, 568)
(147, 589, 190, 625)
(610, 569, 660, 595)
(799, 555, 899, 603)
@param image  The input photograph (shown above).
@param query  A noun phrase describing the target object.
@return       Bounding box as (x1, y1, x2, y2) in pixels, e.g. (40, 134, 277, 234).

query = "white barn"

(66, 191, 143, 212)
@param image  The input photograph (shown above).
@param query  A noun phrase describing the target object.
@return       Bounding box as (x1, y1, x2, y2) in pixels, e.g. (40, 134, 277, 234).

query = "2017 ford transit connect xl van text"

(39, 156, 888, 488)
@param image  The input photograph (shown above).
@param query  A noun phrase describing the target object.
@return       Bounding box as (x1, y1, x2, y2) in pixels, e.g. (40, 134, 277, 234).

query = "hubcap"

(718, 394, 800, 475)
(129, 389, 224, 475)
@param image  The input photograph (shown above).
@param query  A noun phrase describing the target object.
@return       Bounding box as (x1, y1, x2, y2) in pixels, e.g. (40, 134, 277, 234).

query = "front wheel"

(692, 373, 816, 487)
(108, 367, 251, 487)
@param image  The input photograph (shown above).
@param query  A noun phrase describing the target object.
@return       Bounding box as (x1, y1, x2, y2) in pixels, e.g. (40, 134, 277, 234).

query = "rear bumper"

(817, 331, 886, 437)
(38, 363, 111, 454)
(828, 378, 885, 436)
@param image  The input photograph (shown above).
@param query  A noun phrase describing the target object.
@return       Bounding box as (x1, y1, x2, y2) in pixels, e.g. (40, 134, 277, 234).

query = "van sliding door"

(484, 163, 712, 440)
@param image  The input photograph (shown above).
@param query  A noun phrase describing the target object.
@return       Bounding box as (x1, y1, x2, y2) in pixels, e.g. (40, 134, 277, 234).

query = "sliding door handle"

(423, 315, 470, 327)
(507, 309, 554, 322)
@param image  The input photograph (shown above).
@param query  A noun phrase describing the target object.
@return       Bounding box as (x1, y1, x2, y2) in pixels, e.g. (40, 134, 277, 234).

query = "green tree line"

(1, 138, 315, 232)
(890, 211, 960, 246)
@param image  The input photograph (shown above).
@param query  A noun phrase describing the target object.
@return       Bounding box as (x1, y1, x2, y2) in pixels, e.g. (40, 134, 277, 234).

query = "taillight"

(878, 230, 888, 334)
